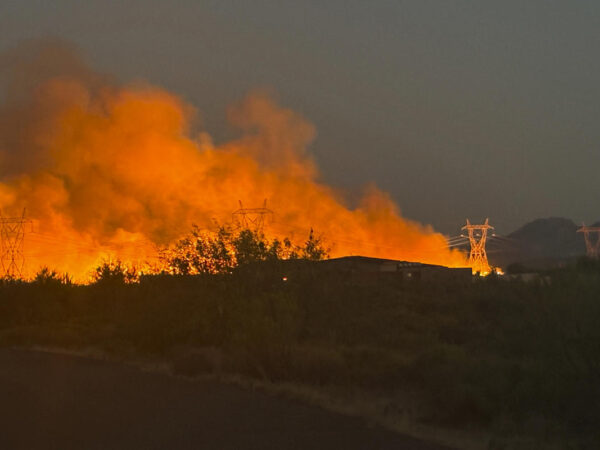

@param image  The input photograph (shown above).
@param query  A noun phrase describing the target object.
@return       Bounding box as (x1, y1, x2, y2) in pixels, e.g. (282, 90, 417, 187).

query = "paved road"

(0, 349, 452, 449)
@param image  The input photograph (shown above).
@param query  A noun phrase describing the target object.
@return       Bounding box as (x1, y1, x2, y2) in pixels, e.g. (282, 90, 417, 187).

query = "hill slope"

(487, 217, 593, 268)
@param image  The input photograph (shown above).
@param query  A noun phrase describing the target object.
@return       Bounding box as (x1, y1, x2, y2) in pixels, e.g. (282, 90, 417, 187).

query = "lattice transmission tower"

(0, 209, 32, 279)
(232, 199, 274, 232)
(577, 224, 600, 259)
(462, 218, 494, 275)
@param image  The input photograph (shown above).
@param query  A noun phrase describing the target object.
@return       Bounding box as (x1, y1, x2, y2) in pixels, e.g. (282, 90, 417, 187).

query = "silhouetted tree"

(93, 260, 138, 284)
(166, 226, 235, 275)
(301, 228, 329, 261)
(34, 266, 71, 286)
(163, 226, 328, 274)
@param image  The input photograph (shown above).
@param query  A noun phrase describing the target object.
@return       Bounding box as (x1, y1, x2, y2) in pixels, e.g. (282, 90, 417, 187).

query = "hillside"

(487, 217, 595, 269)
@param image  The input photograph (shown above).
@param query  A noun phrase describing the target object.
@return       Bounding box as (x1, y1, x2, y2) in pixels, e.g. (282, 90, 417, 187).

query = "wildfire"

(0, 41, 468, 282)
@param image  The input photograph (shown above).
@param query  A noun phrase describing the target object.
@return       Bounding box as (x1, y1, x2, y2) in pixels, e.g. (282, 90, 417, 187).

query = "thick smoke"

(0, 40, 466, 280)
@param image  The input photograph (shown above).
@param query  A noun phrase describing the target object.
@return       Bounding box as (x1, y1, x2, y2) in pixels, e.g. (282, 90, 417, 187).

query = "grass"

(1, 260, 600, 448)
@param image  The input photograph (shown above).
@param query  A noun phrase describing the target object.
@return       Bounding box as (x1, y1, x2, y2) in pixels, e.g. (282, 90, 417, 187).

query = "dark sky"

(2, 0, 599, 234)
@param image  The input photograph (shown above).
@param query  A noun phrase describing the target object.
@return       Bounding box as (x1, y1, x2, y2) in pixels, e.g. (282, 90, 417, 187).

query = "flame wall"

(0, 41, 467, 281)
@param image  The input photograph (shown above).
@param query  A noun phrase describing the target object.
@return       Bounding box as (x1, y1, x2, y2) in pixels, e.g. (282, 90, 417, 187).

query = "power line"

(577, 224, 600, 259)
(0, 209, 32, 279)
(462, 218, 494, 275)
(232, 199, 274, 232)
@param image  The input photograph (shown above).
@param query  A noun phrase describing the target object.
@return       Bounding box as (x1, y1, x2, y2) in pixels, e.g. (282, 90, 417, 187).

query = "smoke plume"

(0, 40, 466, 280)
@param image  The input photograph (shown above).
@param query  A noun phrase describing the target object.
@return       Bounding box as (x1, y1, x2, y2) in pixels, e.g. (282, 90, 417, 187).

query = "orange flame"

(0, 41, 467, 281)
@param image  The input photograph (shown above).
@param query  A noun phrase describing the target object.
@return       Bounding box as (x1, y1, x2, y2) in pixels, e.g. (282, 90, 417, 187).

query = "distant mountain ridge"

(483, 217, 598, 269)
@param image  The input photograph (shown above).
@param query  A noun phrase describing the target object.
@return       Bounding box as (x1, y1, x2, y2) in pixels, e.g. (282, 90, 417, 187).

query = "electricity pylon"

(462, 218, 494, 275)
(232, 199, 273, 232)
(577, 224, 600, 259)
(0, 209, 31, 279)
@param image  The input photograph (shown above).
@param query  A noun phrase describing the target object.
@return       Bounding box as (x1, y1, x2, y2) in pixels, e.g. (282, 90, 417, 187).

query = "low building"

(319, 256, 472, 283)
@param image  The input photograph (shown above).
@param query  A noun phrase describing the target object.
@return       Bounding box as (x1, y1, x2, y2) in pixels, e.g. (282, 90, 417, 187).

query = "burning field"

(0, 40, 467, 281)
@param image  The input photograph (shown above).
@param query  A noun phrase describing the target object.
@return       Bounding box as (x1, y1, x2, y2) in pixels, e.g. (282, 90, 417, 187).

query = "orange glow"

(0, 43, 468, 281)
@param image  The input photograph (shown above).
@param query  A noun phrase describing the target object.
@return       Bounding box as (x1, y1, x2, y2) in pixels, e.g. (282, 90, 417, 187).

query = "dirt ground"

(0, 349, 453, 449)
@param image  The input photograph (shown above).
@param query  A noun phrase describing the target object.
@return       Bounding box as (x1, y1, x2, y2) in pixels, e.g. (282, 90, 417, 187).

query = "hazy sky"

(2, 1, 599, 234)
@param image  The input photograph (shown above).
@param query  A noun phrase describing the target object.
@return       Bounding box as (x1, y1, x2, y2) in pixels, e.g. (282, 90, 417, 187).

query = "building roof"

(321, 255, 444, 268)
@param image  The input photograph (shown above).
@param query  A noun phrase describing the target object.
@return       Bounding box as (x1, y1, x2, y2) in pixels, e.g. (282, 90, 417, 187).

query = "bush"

(0, 261, 599, 442)
(92, 260, 138, 284)
(161, 226, 328, 274)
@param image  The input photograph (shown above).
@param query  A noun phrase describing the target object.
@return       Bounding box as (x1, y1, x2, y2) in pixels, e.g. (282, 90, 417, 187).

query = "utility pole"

(232, 199, 273, 232)
(0, 209, 31, 279)
(577, 224, 600, 259)
(462, 218, 494, 275)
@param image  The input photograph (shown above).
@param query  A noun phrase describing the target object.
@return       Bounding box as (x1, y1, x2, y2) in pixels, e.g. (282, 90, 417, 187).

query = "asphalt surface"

(0, 349, 452, 449)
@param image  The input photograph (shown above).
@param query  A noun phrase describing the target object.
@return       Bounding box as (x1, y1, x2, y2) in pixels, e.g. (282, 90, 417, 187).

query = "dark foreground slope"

(1, 261, 600, 447)
(0, 349, 448, 450)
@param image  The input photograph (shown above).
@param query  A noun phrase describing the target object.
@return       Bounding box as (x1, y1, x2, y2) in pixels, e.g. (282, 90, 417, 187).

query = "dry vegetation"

(0, 233, 599, 448)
